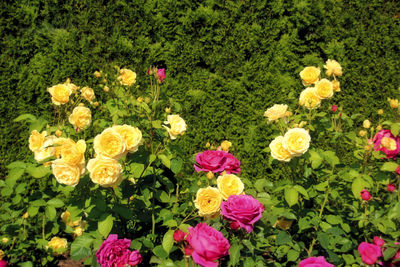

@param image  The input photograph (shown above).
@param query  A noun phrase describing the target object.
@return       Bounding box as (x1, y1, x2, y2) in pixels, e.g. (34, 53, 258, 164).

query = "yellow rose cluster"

(47, 237, 68, 253)
(61, 211, 86, 238)
(163, 114, 187, 140)
(194, 173, 244, 217)
(48, 79, 96, 107)
(88, 125, 143, 187)
(270, 128, 311, 162)
(299, 59, 342, 109)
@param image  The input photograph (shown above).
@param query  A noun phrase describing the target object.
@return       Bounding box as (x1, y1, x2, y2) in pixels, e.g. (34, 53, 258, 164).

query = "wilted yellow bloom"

(282, 128, 311, 156)
(264, 104, 288, 122)
(112, 125, 143, 153)
(217, 174, 244, 200)
(194, 187, 222, 217)
(51, 159, 84, 187)
(359, 130, 367, 137)
(81, 87, 95, 103)
(299, 87, 321, 109)
(29, 130, 47, 152)
(61, 211, 70, 224)
(206, 171, 214, 180)
(87, 157, 123, 187)
(324, 59, 342, 77)
(378, 109, 384, 115)
(363, 120, 371, 129)
(299, 66, 320, 85)
(69, 106, 92, 130)
(93, 128, 126, 159)
(269, 136, 292, 162)
(48, 84, 72, 105)
(332, 80, 341, 92)
(118, 69, 137, 86)
(163, 115, 187, 140)
(48, 237, 68, 252)
(94, 71, 101, 78)
(220, 140, 232, 151)
(314, 79, 334, 99)
(390, 99, 399, 109)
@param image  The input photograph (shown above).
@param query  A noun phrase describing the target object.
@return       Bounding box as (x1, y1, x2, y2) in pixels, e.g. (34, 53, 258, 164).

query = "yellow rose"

(220, 140, 232, 151)
(61, 211, 70, 224)
(299, 87, 321, 109)
(93, 128, 126, 159)
(29, 130, 47, 152)
(324, 59, 342, 77)
(34, 135, 57, 162)
(378, 109, 384, 115)
(48, 237, 68, 252)
(51, 159, 84, 187)
(94, 101, 99, 107)
(299, 66, 320, 85)
(118, 68, 137, 86)
(264, 104, 288, 122)
(206, 171, 214, 180)
(332, 80, 340, 92)
(81, 87, 95, 103)
(390, 99, 399, 109)
(269, 136, 292, 162)
(194, 187, 223, 217)
(22, 212, 29, 219)
(359, 130, 367, 137)
(69, 106, 92, 130)
(55, 129, 62, 137)
(163, 115, 187, 140)
(217, 174, 244, 200)
(103, 86, 110, 92)
(363, 119, 371, 129)
(282, 128, 311, 156)
(314, 79, 334, 99)
(0, 250, 4, 260)
(60, 139, 86, 165)
(87, 157, 123, 187)
(165, 107, 171, 113)
(112, 125, 143, 153)
(48, 84, 72, 105)
(74, 226, 84, 237)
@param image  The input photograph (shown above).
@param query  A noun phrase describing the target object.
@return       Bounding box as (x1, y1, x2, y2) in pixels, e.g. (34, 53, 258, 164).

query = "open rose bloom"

(194, 150, 240, 174)
(373, 129, 400, 159)
(299, 256, 334, 267)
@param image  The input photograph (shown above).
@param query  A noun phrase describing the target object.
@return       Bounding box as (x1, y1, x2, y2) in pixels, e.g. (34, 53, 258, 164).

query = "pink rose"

(156, 68, 166, 83)
(184, 244, 194, 256)
(331, 105, 338, 112)
(129, 250, 142, 266)
(387, 183, 396, 192)
(173, 229, 186, 242)
(361, 189, 372, 201)
(358, 242, 382, 265)
(96, 234, 142, 267)
(373, 130, 400, 159)
(374, 236, 385, 247)
(396, 166, 400, 175)
(223, 152, 241, 174)
(220, 195, 264, 233)
(186, 223, 230, 267)
(194, 150, 241, 174)
(299, 256, 334, 267)
(0, 260, 7, 267)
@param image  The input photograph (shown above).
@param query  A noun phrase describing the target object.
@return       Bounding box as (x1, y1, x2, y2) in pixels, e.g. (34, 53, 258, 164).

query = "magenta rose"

(387, 183, 396, 192)
(220, 195, 264, 233)
(96, 234, 142, 267)
(0, 260, 7, 267)
(373, 129, 400, 159)
(299, 256, 334, 267)
(222, 152, 241, 174)
(173, 229, 186, 243)
(361, 189, 372, 201)
(156, 68, 166, 83)
(374, 236, 385, 247)
(186, 223, 230, 267)
(194, 150, 228, 173)
(358, 242, 382, 265)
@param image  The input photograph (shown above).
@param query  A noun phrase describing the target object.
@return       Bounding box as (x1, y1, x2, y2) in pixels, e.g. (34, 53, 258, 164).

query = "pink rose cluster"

(358, 237, 400, 265)
(220, 194, 264, 233)
(146, 66, 166, 83)
(194, 150, 240, 174)
(299, 256, 334, 267)
(96, 234, 142, 267)
(373, 129, 400, 159)
(183, 223, 230, 267)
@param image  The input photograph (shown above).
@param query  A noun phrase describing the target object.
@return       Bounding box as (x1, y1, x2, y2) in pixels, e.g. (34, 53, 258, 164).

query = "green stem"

(42, 214, 46, 240)
(398, 176, 400, 202)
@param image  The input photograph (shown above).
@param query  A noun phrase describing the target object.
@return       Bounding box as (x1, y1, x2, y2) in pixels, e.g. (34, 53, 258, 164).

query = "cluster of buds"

(147, 67, 166, 83)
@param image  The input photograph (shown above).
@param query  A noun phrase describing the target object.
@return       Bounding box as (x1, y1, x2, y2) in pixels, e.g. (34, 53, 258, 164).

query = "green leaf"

(27, 206, 39, 217)
(14, 114, 36, 122)
(1, 186, 13, 196)
(158, 154, 171, 168)
(381, 162, 399, 172)
(18, 262, 34, 267)
(170, 158, 183, 174)
(317, 232, 330, 249)
(293, 185, 309, 199)
(229, 242, 243, 267)
(153, 245, 168, 259)
(315, 181, 329, 191)
(7, 161, 26, 169)
(162, 230, 174, 254)
(71, 235, 93, 261)
(284, 187, 298, 207)
(130, 163, 145, 178)
(309, 150, 323, 169)
(254, 179, 267, 192)
(389, 203, 400, 220)
(47, 198, 64, 208)
(159, 191, 170, 203)
(391, 123, 400, 136)
(6, 168, 24, 188)
(26, 165, 51, 178)
(276, 231, 291, 245)
(383, 247, 398, 261)
(163, 220, 178, 228)
(98, 215, 114, 238)
(351, 177, 369, 199)
(152, 120, 162, 128)
(287, 249, 299, 262)
(45, 206, 56, 220)
(325, 215, 342, 225)
(322, 151, 340, 166)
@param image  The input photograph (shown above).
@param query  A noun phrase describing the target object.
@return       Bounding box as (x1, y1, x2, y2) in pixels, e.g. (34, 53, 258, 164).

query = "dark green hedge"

(1, 0, 400, 179)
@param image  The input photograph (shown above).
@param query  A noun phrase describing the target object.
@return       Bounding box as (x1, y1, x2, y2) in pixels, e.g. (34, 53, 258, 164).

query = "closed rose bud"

(103, 86, 109, 92)
(94, 101, 99, 107)
(129, 196, 134, 201)
(331, 105, 338, 112)
(137, 97, 143, 103)
(378, 109, 384, 115)
(1, 238, 8, 243)
(205, 142, 210, 148)
(376, 125, 382, 131)
(230, 221, 240, 230)
(102, 79, 107, 83)
(360, 189, 371, 201)
(165, 107, 171, 113)
(363, 120, 371, 129)
(364, 145, 370, 150)
(396, 166, 400, 175)
(22, 212, 29, 219)
(197, 181, 202, 186)
(184, 245, 194, 256)
(299, 121, 307, 128)
(55, 130, 62, 137)
(94, 71, 101, 78)
(387, 183, 396, 192)
(173, 229, 186, 242)
(390, 99, 399, 109)
(359, 130, 367, 137)
(284, 111, 292, 117)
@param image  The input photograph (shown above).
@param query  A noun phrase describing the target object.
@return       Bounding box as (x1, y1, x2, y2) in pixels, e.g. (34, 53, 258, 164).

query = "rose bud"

(173, 229, 186, 243)
(387, 183, 396, 192)
(360, 189, 372, 201)
(331, 105, 338, 112)
(230, 221, 240, 231)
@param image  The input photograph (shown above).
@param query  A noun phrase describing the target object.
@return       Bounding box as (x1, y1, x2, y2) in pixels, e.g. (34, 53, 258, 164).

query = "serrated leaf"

(287, 249, 299, 262)
(153, 245, 168, 259)
(381, 162, 399, 172)
(26, 165, 51, 178)
(6, 168, 24, 188)
(391, 123, 400, 136)
(71, 235, 93, 261)
(130, 163, 145, 178)
(284, 187, 298, 207)
(228, 242, 242, 267)
(158, 154, 171, 168)
(315, 181, 329, 191)
(162, 230, 174, 254)
(276, 231, 291, 245)
(383, 247, 398, 261)
(293, 185, 309, 199)
(317, 232, 330, 249)
(98, 215, 114, 238)
(47, 198, 64, 208)
(45, 206, 56, 220)
(351, 177, 369, 199)
(170, 158, 183, 174)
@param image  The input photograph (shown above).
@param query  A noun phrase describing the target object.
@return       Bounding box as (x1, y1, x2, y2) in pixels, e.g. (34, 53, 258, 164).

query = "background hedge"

(1, 0, 400, 180)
